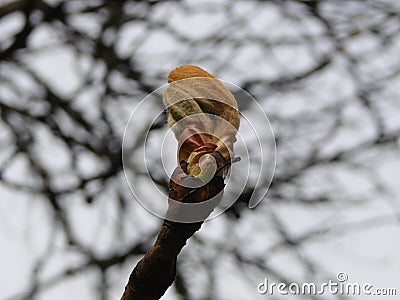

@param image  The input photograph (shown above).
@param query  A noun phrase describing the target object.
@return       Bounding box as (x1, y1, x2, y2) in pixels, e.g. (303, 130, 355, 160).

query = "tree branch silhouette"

(121, 171, 225, 300)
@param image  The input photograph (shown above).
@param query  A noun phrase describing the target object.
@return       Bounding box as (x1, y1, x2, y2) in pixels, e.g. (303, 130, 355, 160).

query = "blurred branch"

(0, 0, 29, 18)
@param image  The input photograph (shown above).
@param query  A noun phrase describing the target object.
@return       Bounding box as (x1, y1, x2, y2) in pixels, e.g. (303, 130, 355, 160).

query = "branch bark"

(120, 163, 225, 300)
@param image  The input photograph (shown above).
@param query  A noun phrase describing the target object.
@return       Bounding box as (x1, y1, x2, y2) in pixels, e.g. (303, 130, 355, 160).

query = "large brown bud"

(163, 65, 240, 178)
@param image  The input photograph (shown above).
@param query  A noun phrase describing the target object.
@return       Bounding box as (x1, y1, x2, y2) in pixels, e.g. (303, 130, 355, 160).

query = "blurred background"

(1, 0, 400, 299)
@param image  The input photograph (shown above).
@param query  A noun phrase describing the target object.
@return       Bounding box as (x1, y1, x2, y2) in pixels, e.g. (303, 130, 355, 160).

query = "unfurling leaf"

(163, 65, 240, 177)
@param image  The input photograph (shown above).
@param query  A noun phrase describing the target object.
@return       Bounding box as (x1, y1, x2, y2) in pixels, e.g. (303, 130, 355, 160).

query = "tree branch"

(121, 164, 225, 300)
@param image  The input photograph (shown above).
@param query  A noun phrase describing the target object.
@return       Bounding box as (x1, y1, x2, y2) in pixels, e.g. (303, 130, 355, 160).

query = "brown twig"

(120, 164, 225, 300)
